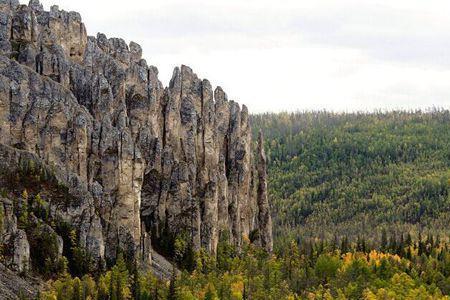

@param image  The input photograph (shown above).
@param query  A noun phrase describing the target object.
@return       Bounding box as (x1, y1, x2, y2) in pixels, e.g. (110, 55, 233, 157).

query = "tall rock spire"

(257, 131, 273, 252)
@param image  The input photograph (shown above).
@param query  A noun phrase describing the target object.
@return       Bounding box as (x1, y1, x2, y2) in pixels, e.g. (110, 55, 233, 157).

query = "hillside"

(252, 110, 450, 248)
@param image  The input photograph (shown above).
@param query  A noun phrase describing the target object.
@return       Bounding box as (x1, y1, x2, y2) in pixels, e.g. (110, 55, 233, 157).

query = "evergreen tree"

(168, 267, 177, 300)
(381, 229, 388, 252)
(340, 236, 349, 254)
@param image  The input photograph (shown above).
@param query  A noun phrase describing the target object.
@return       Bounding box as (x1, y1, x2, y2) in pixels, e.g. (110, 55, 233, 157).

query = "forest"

(251, 110, 450, 250)
(38, 232, 450, 299)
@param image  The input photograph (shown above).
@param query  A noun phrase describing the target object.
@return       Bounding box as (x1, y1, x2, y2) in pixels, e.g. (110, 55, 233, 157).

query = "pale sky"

(33, 0, 450, 113)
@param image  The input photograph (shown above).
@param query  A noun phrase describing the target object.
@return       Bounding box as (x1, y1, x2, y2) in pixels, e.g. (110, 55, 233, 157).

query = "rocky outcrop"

(0, 0, 272, 268)
(0, 198, 30, 273)
(11, 230, 30, 273)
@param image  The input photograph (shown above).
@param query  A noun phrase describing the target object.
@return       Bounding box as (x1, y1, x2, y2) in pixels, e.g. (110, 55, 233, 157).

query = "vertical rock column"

(199, 79, 219, 254)
(214, 87, 230, 237)
(257, 131, 273, 252)
(237, 105, 253, 240)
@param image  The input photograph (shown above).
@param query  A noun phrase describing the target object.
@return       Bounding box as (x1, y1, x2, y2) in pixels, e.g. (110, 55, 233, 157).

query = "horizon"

(251, 106, 450, 115)
(33, 0, 450, 114)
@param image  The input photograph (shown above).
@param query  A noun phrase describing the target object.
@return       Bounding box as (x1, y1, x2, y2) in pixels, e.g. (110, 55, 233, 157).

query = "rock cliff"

(0, 0, 273, 273)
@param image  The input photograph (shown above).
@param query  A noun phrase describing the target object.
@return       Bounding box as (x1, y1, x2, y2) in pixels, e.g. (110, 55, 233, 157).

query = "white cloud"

(33, 0, 450, 112)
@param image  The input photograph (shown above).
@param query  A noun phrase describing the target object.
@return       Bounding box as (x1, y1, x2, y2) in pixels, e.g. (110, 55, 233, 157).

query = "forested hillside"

(251, 110, 450, 249)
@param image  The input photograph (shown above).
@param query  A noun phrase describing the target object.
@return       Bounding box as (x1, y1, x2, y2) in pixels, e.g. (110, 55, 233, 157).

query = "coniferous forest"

(33, 110, 450, 299)
(251, 110, 450, 249)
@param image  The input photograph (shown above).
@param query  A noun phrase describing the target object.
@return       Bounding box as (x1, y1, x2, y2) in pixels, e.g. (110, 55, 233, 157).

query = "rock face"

(0, 0, 272, 267)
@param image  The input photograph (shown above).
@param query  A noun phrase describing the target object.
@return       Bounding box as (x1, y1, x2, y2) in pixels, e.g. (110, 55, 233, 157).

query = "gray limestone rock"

(11, 230, 30, 273)
(0, 0, 273, 274)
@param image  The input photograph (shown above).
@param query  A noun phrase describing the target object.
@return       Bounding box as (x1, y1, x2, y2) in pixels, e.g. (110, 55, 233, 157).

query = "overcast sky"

(34, 0, 450, 113)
